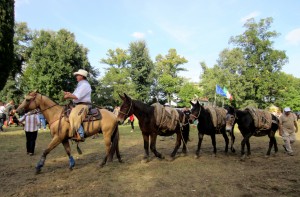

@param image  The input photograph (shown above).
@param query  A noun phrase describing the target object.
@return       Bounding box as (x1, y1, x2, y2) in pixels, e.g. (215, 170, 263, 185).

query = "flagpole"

(214, 85, 217, 107)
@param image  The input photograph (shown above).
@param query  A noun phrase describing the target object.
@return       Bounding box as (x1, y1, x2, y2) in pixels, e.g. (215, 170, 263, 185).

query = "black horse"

(225, 106, 279, 160)
(189, 101, 235, 158)
(117, 93, 190, 162)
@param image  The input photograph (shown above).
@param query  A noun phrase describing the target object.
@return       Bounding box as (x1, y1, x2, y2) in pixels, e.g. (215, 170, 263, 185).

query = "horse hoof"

(194, 155, 200, 159)
(264, 155, 270, 158)
(118, 159, 124, 163)
(166, 156, 175, 162)
(35, 168, 41, 175)
(231, 148, 236, 153)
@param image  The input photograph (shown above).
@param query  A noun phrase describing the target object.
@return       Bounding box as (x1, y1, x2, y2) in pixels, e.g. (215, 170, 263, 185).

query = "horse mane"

(132, 99, 154, 115)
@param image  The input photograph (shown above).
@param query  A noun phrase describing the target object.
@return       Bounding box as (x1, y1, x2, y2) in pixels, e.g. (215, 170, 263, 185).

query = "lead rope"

(179, 113, 189, 153)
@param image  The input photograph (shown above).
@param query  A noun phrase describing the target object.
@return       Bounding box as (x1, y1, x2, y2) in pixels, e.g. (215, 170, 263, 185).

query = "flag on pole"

(223, 87, 233, 100)
(216, 85, 226, 97)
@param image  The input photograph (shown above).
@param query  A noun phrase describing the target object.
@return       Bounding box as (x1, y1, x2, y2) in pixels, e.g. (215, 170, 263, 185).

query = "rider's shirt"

(72, 80, 92, 104)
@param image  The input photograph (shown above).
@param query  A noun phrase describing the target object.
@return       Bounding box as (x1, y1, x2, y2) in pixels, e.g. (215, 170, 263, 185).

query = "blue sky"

(15, 0, 300, 82)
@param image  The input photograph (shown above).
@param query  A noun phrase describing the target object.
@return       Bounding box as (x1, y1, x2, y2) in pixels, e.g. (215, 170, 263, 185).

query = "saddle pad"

(204, 106, 226, 129)
(245, 107, 272, 130)
(152, 103, 179, 131)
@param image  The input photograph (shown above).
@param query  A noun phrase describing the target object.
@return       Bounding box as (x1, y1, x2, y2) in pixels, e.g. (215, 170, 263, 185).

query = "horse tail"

(108, 124, 119, 161)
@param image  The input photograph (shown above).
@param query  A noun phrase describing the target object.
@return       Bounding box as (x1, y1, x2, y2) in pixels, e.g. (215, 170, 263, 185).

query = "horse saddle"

(83, 108, 101, 122)
(64, 106, 102, 122)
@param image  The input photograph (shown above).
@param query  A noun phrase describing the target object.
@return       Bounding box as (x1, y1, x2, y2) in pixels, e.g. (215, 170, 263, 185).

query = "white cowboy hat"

(284, 107, 291, 112)
(73, 69, 88, 77)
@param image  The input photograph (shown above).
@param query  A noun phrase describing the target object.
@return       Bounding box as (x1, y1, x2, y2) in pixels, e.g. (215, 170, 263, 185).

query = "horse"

(117, 93, 189, 162)
(189, 101, 235, 158)
(16, 91, 122, 173)
(225, 106, 279, 160)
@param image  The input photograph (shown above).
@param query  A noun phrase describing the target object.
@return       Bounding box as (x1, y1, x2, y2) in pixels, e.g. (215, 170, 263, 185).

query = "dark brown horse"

(16, 91, 122, 173)
(117, 93, 189, 162)
(225, 106, 279, 160)
(189, 101, 236, 158)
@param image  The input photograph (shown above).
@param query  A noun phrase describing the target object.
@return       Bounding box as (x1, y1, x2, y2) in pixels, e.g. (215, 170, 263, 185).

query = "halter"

(190, 107, 201, 119)
(26, 93, 57, 113)
(118, 100, 133, 116)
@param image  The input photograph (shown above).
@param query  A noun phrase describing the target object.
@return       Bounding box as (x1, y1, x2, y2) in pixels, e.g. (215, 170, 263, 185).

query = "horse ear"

(190, 101, 194, 106)
(118, 93, 125, 100)
(124, 93, 131, 100)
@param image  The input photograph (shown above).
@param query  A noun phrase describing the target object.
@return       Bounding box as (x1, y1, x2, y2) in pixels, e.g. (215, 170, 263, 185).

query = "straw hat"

(73, 69, 88, 77)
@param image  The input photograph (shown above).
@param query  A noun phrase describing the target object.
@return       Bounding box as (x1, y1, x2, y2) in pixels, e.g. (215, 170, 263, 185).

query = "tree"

(0, 0, 14, 90)
(155, 49, 188, 104)
(178, 81, 202, 107)
(129, 40, 154, 102)
(22, 29, 98, 101)
(0, 22, 33, 103)
(200, 17, 289, 108)
(230, 17, 288, 107)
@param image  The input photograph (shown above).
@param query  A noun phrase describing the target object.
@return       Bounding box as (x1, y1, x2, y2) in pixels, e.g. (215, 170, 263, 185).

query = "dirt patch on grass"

(0, 125, 299, 197)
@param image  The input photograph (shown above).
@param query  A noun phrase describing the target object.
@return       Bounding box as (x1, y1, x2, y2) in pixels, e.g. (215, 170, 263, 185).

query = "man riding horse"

(63, 69, 91, 142)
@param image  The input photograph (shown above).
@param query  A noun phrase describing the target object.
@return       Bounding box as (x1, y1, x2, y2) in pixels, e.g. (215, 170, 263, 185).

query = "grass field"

(0, 122, 299, 197)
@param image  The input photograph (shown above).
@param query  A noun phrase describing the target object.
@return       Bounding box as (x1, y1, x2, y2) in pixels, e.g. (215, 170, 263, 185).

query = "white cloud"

(240, 11, 260, 23)
(131, 32, 145, 39)
(285, 28, 300, 46)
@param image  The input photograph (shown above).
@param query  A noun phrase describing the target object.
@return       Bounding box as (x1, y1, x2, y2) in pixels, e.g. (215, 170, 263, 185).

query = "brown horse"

(16, 91, 122, 173)
(117, 93, 190, 162)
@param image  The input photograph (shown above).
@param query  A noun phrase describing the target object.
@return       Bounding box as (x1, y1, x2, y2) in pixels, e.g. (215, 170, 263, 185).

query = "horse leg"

(142, 134, 150, 163)
(99, 133, 112, 168)
(36, 136, 61, 174)
(211, 134, 217, 156)
(195, 132, 204, 158)
(273, 136, 278, 153)
(230, 130, 236, 153)
(149, 134, 164, 159)
(222, 130, 229, 153)
(240, 133, 252, 161)
(62, 139, 75, 170)
(266, 131, 277, 156)
(169, 132, 182, 159)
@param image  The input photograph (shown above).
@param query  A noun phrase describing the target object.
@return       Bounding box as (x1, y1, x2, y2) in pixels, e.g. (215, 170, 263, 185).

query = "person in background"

(38, 111, 47, 130)
(129, 114, 134, 132)
(113, 106, 120, 117)
(0, 101, 6, 131)
(5, 100, 14, 126)
(19, 110, 40, 156)
(279, 107, 298, 156)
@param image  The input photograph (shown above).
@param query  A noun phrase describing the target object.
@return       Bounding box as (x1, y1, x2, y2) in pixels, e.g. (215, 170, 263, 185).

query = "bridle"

(190, 107, 201, 120)
(118, 100, 133, 117)
(25, 93, 58, 114)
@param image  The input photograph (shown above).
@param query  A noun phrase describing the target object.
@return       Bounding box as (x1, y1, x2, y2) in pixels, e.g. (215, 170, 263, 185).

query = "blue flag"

(216, 85, 226, 97)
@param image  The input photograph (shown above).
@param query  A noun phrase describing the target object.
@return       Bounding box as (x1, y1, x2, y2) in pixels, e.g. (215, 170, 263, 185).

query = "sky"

(15, 0, 300, 82)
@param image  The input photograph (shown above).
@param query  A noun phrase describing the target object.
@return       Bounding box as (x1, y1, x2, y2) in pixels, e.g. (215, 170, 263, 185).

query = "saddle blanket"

(245, 107, 272, 130)
(204, 106, 226, 129)
(152, 103, 179, 131)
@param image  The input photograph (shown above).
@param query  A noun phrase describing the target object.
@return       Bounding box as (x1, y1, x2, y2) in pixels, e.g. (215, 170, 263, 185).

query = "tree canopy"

(0, 0, 14, 91)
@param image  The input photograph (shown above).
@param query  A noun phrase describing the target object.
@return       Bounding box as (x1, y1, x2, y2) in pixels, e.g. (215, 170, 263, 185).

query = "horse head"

(117, 93, 133, 124)
(17, 90, 41, 113)
(189, 100, 202, 123)
(224, 106, 236, 132)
